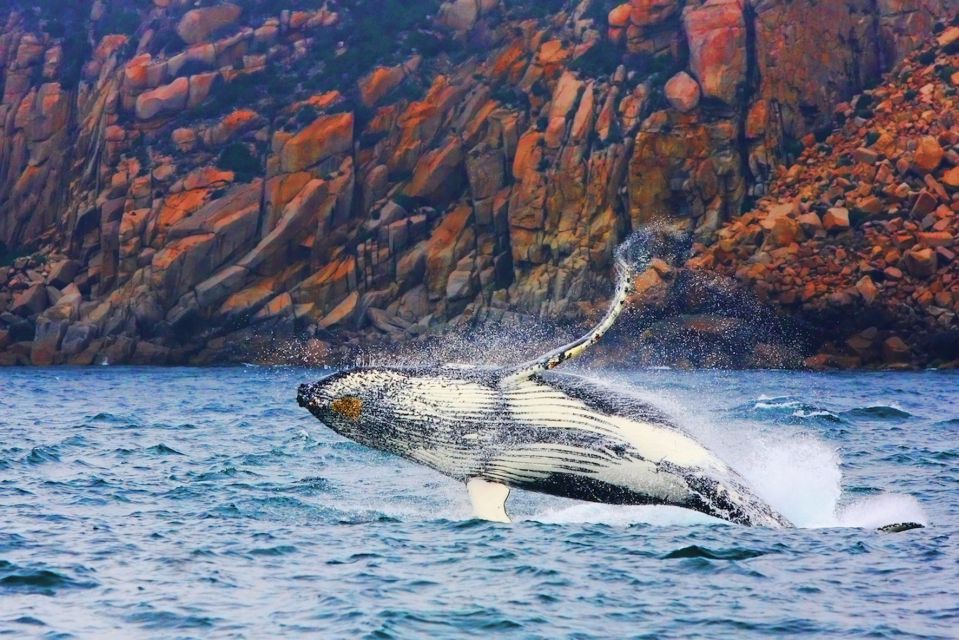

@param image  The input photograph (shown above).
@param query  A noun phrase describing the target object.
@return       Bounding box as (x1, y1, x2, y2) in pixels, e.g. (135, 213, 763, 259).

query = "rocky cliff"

(685, 24, 959, 369)
(0, 0, 951, 366)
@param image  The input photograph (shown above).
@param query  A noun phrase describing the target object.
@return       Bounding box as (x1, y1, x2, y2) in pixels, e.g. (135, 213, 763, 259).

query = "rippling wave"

(0, 367, 955, 637)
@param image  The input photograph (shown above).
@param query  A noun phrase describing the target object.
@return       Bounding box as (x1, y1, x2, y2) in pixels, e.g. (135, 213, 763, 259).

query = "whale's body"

(298, 232, 794, 526)
(298, 231, 920, 529)
(297, 366, 790, 527)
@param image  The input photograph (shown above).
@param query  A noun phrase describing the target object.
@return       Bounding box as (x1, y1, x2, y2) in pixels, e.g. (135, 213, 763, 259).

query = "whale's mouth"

(296, 383, 314, 408)
(297, 371, 343, 409)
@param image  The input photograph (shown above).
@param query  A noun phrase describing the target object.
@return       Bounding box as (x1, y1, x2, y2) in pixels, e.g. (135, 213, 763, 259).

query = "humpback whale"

(298, 231, 793, 526)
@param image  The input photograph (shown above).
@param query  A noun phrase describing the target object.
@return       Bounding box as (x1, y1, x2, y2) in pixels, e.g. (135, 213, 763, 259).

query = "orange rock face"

(682, 0, 746, 105)
(279, 113, 354, 173)
(359, 57, 420, 108)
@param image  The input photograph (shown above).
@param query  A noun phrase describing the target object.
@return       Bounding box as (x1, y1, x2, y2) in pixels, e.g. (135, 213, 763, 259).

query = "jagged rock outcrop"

(0, 0, 953, 366)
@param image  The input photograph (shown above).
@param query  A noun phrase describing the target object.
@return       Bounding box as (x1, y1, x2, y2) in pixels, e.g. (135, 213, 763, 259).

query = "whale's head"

(297, 368, 402, 449)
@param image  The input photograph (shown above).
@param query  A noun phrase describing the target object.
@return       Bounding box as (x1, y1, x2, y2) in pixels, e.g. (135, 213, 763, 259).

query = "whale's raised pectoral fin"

(502, 234, 650, 384)
(467, 478, 511, 523)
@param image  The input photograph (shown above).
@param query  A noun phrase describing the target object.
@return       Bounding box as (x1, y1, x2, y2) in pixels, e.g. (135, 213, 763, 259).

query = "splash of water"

(837, 494, 928, 528)
(518, 372, 927, 530)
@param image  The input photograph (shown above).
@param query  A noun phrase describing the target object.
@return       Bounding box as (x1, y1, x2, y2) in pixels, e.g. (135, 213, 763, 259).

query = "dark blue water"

(1, 367, 957, 638)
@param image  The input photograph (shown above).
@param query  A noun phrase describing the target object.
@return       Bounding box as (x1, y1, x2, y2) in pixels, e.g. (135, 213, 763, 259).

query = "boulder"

(319, 292, 359, 329)
(446, 269, 475, 300)
(943, 166, 959, 190)
(797, 212, 823, 234)
(903, 246, 937, 278)
(917, 231, 953, 248)
(664, 71, 701, 113)
(405, 138, 464, 203)
(279, 113, 354, 172)
(172, 128, 198, 152)
(914, 136, 943, 173)
(359, 57, 420, 107)
(438, 0, 479, 31)
(11, 283, 48, 317)
(177, 3, 243, 45)
(426, 204, 472, 297)
(135, 77, 189, 120)
(47, 259, 80, 288)
(682, 0, 746, 105)
(60, 323, 97, 356)
(187, 72, 218, 108)
(856, 275, 878, 304)
(937, 26, 959, 48)
(881, 336, 910, 365)
(909, 190, 938, 218)
(205, 109, 261, 146)
(609, 4, 632, 28)
(823, 207, 850, 231)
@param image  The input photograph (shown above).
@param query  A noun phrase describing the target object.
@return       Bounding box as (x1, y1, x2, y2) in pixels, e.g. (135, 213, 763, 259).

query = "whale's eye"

(331, 396, 363, 421)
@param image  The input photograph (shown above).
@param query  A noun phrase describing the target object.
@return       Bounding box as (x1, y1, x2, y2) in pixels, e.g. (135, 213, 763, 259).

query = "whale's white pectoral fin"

(467, 478, 511, 523)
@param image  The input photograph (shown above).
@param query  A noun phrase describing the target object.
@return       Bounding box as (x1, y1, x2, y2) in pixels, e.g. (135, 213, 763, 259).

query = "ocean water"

(1, 366, 957, 638)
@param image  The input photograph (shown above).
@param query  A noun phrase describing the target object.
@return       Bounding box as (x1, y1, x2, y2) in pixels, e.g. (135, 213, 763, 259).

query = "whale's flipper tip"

(878, 522, 925, 533)
(467, 478, 511, 523)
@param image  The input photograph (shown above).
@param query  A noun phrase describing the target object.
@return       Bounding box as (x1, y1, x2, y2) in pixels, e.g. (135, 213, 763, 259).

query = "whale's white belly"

(402, 377, 723, 504)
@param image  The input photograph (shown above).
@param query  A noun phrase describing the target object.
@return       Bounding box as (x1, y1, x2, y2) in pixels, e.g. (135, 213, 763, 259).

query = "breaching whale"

(298, 232, 793, 526)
